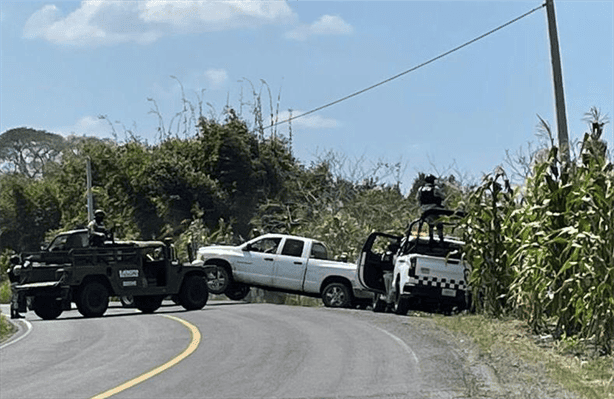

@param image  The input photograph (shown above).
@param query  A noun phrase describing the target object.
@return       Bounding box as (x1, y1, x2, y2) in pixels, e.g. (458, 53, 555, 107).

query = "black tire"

(77, 281, 109, 318)
(179, 275, 209, 310)
(205, 266, 231, 295)
(393, 282, 409, 315)
(224, 283, 250, 301)
(120, 295, 134, 308)
(372, 294, 386, 313)
(134, 295, 164, 313)
(33, 296, 63, 320)
(322, 282, 352, 308)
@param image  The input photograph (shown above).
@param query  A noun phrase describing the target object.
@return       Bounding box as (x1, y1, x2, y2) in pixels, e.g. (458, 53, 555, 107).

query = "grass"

(0, 280, 16, 343)
(0, 280, 10, 304)
(433, 314, 614, 399)
(0, 309, 17, 343)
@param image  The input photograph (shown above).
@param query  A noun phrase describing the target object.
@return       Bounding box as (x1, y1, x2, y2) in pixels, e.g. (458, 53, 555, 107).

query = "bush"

(0, 280, 11, 304)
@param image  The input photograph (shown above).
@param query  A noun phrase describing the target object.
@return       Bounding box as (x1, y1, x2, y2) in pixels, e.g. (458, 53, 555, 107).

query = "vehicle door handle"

(265, 258, 274, 261)
(294, 262, 302, 265)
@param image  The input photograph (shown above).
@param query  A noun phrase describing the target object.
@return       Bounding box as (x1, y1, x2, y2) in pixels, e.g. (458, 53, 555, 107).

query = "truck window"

(48, 235, 68, 251)
(250, 237, 282, 254)
(67, 233, 89, 249)
(311, 243, 328, 260)
(281, 239, 304, 257)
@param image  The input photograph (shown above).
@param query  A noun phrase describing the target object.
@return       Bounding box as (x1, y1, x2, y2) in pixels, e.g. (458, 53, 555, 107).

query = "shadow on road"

(26, 300, 249, 322)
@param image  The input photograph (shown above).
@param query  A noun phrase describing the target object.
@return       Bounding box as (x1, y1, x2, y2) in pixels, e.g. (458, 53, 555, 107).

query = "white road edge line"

(0, 318, 33, 350)
(374, 325, 420, 365)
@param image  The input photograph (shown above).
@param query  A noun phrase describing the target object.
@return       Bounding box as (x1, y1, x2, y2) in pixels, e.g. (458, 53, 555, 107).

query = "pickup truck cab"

(358, 209, 471, 314)
(196, 233, 371, 308)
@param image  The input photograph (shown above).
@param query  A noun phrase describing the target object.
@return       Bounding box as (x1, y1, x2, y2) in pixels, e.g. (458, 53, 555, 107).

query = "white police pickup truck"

(358, 209, 471, 314)
(195, 234, 371, 308)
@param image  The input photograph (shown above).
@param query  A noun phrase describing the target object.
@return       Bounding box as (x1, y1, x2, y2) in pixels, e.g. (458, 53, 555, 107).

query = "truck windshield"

(47, 233, 88, 251)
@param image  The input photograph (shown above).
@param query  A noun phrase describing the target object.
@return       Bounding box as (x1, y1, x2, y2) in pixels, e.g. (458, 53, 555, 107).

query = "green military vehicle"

(11, 229, 213, 320)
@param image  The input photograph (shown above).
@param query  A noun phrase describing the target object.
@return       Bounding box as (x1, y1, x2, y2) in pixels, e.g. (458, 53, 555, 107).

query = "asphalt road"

(1, 301, 481, 399)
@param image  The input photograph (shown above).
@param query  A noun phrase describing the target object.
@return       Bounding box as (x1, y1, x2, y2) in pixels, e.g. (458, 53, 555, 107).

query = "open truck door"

(357, 232, 402, 311)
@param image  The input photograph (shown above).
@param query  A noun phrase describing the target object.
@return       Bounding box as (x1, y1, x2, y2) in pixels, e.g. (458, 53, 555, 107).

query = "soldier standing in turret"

(88, 209, 109, 246)
(417, 175, 446, 243)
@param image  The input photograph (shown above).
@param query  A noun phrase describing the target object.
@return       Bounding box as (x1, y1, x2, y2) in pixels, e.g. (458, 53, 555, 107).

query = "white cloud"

(140, 1, 294, 30)
(203, 68, 229, 89)
(285, 15, 353, 41)
(54, 116, 114, 138)
(23, 0, 296, 47)
(277, 110, 338, 129)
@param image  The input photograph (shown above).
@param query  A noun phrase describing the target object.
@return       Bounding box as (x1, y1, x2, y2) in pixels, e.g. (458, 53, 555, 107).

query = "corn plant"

(459, 166, 518, 317)
(462, 117, 613, 353)
(511, 124, 613, 352)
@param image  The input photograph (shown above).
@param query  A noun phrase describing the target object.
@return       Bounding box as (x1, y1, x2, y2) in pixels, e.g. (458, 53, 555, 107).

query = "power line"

(267, 3, 546, 130)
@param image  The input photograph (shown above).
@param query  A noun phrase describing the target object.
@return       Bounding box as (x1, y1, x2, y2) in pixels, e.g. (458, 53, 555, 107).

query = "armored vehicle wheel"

(205, 266, 230, 295)
(179, 275, 209, 310)
(134, 295, 163, 313)
(120, 295, 134, 308)
(322, 282, 352, 308)
(77, 281, 109, 318)
(224, 283, 250, 301)
(33, 296, 63, 320)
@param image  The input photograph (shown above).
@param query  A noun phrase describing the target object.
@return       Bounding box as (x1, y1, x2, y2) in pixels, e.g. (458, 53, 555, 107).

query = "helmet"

(94, 209, 106, 217)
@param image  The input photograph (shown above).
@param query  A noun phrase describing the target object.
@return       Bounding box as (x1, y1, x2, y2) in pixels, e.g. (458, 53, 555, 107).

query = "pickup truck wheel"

(372, 294, 386, 313)
(322, 282, 352, 308)
(179, 275, 209, 310)
(224, 283, 250, 301)
(393, 283, 409, 315)
(77, 281, 109, 318)
(33, 296, 63, 320)
(205, 266, 230, 295)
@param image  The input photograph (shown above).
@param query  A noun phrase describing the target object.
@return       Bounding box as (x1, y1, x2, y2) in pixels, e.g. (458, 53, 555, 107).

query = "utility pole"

(545, 0, 570, 162)
(86, 157, 94, 222)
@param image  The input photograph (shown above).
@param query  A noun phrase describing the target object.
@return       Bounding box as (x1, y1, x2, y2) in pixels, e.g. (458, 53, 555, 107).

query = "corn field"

(460, 119, 613, 353)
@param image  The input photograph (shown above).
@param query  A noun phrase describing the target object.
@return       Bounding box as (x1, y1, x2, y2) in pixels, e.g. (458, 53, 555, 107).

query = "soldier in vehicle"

(88, 209, 109, 246)
(417, 175, 446, 243)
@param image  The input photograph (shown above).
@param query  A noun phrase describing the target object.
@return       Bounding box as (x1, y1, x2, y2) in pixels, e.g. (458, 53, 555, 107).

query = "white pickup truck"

(358, 209, 471, 314)
(195, 233, 371, 308)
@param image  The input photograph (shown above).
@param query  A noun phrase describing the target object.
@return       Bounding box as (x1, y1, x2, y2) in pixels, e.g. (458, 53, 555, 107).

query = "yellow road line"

(91, 315, 201, 399)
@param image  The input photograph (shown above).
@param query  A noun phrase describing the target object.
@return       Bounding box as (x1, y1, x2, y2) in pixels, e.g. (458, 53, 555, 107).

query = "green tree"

(0, 128, 67, 178)
(0, 174, 61, 251)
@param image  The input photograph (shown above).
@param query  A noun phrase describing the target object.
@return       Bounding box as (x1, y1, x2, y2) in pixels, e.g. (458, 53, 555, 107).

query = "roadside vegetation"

(434, 314, 613, 399)
(0, 85, 611, 396)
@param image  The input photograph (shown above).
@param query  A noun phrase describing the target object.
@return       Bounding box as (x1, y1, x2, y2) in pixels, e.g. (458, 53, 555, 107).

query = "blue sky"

(1, 1, 612, 190)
